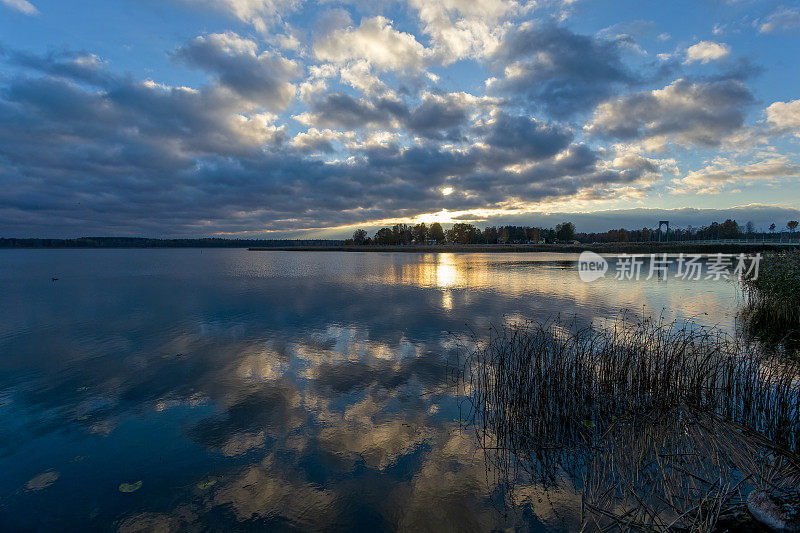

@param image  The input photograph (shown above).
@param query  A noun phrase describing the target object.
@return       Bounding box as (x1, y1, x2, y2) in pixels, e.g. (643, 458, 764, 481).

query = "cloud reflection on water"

(0, 250, 741, 529)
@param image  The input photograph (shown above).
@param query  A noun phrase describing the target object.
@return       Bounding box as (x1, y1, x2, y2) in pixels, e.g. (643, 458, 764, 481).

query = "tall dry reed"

(456, 317, 800, 531)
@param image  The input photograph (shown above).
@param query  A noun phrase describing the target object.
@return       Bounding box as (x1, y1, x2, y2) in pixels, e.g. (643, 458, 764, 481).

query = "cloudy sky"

(1, 0, 799, 237)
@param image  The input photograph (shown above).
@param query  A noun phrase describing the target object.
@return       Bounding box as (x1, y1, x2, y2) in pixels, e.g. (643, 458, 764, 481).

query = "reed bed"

(457, 317, 800, 531)
(741, 251, 800, 345)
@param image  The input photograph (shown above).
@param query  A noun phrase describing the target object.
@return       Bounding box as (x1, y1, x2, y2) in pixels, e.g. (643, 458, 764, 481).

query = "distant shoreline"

(1, 240, 795, 253)
(248, 242, 798, 254)
(0, 237, 343, 249)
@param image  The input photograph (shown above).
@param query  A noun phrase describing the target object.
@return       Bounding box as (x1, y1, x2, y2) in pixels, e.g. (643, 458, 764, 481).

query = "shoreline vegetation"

(249, 242, 799, 253)
(3, 218, 799, 251)
(3, 238, 797, 253)
(741, 250, 800, 352)
(456, 317, 800, 531)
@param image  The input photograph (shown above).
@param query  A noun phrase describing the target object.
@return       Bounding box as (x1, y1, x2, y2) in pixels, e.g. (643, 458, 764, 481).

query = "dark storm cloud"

(487, 22, 636, 118)
(405, 93, 471, 140)
(304, 92, 407, 129)
(449, 143, 637, 204)
(1, 46, 117, 87)
(0, 74, 284, 169)
(472, 112, 573, 164)
(587, 78, 753, 145)
(175, 32, 300, 109)
(302, 91, 473, 139)
(0, 44, 656, 237)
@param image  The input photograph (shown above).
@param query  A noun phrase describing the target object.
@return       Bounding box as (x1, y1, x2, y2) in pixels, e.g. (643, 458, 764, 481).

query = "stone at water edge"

(747, 490, 800, 532)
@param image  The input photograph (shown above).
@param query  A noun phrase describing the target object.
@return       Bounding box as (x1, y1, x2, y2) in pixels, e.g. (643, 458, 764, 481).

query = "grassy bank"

(249, 242, 798, 254)
(456, 317, 800, 531)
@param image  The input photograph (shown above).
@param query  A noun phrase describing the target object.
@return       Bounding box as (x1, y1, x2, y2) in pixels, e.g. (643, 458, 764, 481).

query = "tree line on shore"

(347, 219, 800, 246)
(1, 219, 796, 248)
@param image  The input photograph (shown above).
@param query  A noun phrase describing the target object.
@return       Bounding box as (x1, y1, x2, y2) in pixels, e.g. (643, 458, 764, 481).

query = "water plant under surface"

(456, 317, 800, 531)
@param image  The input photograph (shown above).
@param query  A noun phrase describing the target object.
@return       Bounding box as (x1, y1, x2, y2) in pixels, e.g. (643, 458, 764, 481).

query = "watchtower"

(657, 220, 670, 242)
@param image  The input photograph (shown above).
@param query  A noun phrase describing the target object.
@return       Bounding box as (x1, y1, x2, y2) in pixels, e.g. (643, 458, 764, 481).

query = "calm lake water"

(0, 250, 744, 530)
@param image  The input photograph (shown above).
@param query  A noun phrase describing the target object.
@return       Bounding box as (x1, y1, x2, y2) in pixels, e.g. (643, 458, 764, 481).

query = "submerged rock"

(747, 490, 800, 532)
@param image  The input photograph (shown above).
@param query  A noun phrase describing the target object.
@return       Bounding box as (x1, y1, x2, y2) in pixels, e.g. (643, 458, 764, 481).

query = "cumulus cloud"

(336, 60, 391, 96)
(289, 128, 353, 153)
(486, 22, 635, 117)
(766, 99, 800, 135)
(586, 78, 753, 147)
(605, 152, 674, 177)
(675, 155, 800, 194)
(759, 7, 800, 34)
(1, 0, 38, 15)
(408, 0, 514, 62)
(314, 16, 429, 73)
(175, 0, 299, 32)
(684, 41, 730, 64)
(176, 32, 300, 110)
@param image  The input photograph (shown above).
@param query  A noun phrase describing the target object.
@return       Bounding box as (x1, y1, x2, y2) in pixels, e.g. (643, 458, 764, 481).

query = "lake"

(0, 249, 745, 530)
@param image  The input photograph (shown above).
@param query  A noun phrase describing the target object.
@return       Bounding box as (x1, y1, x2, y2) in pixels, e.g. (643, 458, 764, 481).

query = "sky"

(0, 0, 799, 238)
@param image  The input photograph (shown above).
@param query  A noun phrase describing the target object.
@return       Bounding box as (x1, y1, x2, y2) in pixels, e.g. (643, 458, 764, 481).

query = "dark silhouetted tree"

(352, 229, 368, 245)
(391, 224, 413, 244)
(446, 223, 479, 244)
(499, 228, 509, 243)
(411, 223, 428, 243)
(374, 227, 395, 245)
(429, 222, 445, 243)
(525, 227, 541, 243)
(555, 221, 575, 241)
(719, 219, 740, 239)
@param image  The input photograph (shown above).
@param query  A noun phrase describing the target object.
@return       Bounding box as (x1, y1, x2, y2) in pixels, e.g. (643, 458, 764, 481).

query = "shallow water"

(0, 250, 744, 530)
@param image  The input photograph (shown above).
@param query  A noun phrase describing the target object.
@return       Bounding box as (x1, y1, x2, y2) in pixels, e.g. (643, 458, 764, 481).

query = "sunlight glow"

(436, 256, 459, 288)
